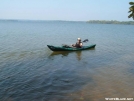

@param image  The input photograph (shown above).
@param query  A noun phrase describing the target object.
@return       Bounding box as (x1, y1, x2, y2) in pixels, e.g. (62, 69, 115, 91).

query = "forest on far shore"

(87, 20, 134, 25)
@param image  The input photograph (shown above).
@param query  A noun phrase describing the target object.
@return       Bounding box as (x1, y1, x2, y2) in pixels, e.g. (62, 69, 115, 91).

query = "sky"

(0, 0, 133, 21)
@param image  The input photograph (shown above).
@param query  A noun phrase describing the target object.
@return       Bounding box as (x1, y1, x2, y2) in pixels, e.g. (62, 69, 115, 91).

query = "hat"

(77, 38, 81, 40)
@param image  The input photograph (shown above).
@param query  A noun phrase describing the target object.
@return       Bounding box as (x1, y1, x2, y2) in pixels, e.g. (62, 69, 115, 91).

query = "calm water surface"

(0, 21, 134, 101)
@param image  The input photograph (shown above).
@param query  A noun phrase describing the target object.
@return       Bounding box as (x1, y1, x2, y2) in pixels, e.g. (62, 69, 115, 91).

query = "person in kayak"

(72, 38, 83, 48)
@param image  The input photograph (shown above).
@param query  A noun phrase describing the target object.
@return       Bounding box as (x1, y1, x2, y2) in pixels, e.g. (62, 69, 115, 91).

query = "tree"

(128, 2, 134, 20)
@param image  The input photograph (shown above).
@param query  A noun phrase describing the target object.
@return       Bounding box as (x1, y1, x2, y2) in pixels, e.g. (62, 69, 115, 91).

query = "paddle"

(62, 39, 89, 47)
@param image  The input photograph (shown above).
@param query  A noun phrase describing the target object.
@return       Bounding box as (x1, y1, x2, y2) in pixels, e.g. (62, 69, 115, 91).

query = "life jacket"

(75, 42, 82, 48)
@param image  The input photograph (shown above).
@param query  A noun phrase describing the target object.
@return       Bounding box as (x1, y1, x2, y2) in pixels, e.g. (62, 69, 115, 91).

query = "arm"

(80, 42, 83, 47)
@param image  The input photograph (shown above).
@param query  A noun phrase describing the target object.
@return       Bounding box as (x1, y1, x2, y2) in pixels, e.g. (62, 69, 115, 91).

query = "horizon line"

(0, 19, 133, 22)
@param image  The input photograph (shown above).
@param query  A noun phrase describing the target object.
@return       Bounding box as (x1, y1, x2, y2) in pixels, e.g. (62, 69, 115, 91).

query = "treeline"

(87, 20, 134, 25)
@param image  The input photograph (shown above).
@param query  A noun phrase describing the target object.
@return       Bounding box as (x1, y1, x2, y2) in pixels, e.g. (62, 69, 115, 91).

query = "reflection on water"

(76, 51, 82, 60)
(50, 51, 72, 57)
(49, 48, 95, 61)
(50, 51, 82, 61)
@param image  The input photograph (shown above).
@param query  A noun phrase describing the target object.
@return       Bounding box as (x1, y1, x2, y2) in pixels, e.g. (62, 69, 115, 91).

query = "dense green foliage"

(128, 2, 134, 20)
(87, 20, 134, 25)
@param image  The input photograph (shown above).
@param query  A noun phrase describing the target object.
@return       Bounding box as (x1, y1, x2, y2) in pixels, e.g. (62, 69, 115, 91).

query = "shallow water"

(0, 21, 134, 101)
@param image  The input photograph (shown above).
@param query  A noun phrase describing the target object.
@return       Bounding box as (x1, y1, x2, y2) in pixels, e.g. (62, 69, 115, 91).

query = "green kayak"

(47, 44, 96, 51)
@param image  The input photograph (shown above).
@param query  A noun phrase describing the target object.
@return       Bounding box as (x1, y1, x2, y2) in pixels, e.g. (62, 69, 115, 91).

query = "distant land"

(87, 20, 134, 25)
(0, 19, 134, 25)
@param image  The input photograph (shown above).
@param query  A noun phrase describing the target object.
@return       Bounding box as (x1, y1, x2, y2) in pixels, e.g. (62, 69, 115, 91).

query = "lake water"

(0, 21, 134, 101)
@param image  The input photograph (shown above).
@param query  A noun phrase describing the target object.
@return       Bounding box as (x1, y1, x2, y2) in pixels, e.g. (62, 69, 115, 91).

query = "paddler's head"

(77, 38, 81, 42)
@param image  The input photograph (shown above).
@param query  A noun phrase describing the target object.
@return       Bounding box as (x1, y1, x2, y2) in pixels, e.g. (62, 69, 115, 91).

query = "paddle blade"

(83, 39, 88, 43)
